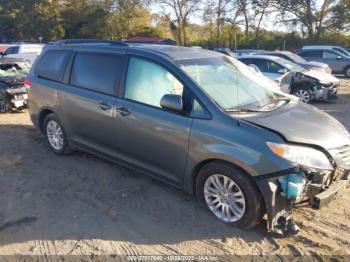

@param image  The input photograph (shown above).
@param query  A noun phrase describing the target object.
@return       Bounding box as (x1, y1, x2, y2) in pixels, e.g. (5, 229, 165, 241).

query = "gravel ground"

(0, 79, 350, 259)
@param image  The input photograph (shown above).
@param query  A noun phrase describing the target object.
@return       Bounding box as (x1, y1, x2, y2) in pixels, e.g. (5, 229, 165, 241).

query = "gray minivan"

(27, 40, 350, 235)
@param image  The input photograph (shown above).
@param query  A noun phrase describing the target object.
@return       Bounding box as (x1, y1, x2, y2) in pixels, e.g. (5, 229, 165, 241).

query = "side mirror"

(336, 55, 343, 60)
(160, 94, 183, 112)
(278, 68, 288, 74)
(0, 52, 4, 57)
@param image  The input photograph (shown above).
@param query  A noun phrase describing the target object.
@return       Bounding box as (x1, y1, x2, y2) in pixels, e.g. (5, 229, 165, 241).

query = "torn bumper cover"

(5, 87, 28, 109)
(256, 167, 349, 235)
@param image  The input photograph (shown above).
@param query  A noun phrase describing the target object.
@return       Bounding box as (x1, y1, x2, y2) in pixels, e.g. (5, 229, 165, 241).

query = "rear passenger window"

(300, 51, 322, 58)
(36, 50, 71, 82)
(70, 52, 122, 95)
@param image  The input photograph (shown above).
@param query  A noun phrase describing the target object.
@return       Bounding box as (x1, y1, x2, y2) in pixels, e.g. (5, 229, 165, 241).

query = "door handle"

(116, 107, 131, 117)
(99, 102, 112, 111)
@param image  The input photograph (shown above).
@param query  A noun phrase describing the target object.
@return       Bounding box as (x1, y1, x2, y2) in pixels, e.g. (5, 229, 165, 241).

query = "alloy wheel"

(345, 67, 350, 78)
(295, 89, 311, 103)
(46, 120, 64, 151)
(204, 174, 246, 222)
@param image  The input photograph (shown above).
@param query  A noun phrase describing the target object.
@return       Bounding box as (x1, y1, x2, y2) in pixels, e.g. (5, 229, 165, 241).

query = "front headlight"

(267, 142, 333, 170)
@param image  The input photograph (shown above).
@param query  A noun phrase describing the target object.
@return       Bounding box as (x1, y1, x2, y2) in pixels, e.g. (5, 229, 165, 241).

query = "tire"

(43, 113, 72, 155)
(195, 161, 264, 229)
(344, 66, 350, 78)
(0, 89, 10, 113)
(292, 87, 312, 103)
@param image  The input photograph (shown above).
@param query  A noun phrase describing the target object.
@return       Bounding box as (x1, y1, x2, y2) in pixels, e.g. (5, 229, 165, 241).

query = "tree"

(331, 0, 350, 32)
(154, 0, 201, 45)
(271, 0, 337, 41)
(0, 0, 63, 41)
(252, 0, 272, 48)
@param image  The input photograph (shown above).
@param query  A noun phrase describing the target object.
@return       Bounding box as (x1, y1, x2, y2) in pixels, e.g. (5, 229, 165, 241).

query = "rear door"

(114, 56, 193, 184)
(59, 51, 124, 155)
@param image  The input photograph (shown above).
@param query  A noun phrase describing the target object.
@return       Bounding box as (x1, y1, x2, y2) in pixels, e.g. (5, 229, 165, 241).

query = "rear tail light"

(24, 79, 32, 89)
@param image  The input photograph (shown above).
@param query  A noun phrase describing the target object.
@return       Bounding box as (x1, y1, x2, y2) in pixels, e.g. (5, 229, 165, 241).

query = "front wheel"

(195, 161, 264, 229)
(344, 66, 350, 78)
(292, 87, 312, 103)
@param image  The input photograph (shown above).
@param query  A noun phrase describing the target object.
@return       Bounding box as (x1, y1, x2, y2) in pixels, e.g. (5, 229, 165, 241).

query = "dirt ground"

(0, 79, 350, 259)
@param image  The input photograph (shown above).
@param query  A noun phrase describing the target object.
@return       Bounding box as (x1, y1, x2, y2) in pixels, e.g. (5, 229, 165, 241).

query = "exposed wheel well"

(290, 81, 314, 93)
(38, 109, 54, 133)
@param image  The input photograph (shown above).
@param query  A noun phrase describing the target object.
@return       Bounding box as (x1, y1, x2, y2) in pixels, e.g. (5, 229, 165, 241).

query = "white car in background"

(1, 44, 43, 63)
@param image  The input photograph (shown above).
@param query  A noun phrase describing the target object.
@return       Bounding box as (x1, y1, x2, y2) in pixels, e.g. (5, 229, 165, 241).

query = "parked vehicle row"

(26, 40, 350, 236)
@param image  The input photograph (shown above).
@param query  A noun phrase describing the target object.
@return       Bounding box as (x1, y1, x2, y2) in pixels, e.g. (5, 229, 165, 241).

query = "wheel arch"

(38, 108, 55, 133)
(188, 158, 258, 196)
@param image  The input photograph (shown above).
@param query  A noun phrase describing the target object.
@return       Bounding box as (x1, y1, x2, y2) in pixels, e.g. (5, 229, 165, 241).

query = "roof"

(238, 54, 280, 61)
(130, 44, 222, 61)
(127, 37, 177, 45)
(50, 39, 222, 61)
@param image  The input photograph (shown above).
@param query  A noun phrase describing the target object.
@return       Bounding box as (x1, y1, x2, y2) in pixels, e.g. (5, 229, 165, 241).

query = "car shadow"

(0, 124, 268, 247)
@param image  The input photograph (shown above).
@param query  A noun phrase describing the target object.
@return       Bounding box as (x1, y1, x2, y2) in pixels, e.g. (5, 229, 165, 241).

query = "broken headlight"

(267, 142, 333, 170)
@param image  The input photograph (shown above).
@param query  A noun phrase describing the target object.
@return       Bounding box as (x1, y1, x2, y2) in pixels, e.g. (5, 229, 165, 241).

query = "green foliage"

(0, 0, 348, 49)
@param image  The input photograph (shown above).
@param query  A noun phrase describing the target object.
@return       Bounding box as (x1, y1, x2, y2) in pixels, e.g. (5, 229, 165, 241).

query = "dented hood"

(241, 101, 350, 150)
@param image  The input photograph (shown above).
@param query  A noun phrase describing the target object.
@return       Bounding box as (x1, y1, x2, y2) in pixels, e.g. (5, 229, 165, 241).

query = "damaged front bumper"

(311, 83, 338, 101)
(256, 166, 349, 236)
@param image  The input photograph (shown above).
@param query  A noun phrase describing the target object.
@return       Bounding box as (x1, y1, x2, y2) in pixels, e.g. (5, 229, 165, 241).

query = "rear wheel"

(195, 161, 264, 229)
(44, 114, 72, 155)
(293, 87, 312, 103)
(344, 66, 350, 78)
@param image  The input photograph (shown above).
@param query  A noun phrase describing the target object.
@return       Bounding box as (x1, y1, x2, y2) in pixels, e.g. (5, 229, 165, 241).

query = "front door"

(115, 56, 193, 184)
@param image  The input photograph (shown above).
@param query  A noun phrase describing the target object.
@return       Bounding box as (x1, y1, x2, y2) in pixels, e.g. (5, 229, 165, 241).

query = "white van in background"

(1, 44, 43, 63)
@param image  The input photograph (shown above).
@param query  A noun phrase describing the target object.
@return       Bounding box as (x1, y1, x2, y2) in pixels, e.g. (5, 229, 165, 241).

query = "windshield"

(0, 61, 32, 77)
(334, 47, 350, 57)
(178, 55, 288, 112)
(285, 52, 307, 63)
(274, 57, 305, 72)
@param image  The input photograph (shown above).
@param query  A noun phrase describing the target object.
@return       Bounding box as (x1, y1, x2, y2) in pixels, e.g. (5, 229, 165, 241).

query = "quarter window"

(124, 57, 184, 108)
(36, 50, 71, 82)
(70, 52, 122, 95)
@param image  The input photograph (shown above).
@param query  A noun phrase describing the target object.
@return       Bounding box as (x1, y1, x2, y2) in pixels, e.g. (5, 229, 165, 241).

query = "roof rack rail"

(53, 39, 129, 46)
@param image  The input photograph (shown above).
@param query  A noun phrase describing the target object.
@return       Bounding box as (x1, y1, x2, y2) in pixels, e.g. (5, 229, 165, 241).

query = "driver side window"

(266, 61, 284, 73)
(124, 57, 184, 108)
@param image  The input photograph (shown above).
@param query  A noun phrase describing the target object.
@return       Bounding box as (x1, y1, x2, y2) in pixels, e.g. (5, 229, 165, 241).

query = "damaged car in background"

(238, 55, 340, 103)
(0, 58, 32, 113)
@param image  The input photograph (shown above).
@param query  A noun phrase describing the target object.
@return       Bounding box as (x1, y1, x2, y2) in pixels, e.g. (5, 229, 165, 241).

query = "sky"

(148, 2, 303, 33)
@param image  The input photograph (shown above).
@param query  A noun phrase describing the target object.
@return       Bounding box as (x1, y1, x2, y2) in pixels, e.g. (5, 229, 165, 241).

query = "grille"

(333, 145, 350, 166)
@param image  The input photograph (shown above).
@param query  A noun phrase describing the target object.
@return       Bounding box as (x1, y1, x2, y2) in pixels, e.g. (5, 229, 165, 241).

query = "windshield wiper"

(226, 107, 268, 113)
(258, 97, 290, 109)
